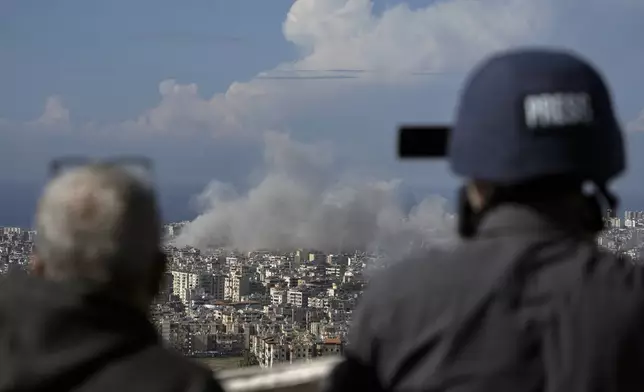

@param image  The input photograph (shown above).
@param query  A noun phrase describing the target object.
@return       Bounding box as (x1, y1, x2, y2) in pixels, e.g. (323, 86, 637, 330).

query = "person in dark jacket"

(0, 163, 224, 392)
(326, 48, 644, 392)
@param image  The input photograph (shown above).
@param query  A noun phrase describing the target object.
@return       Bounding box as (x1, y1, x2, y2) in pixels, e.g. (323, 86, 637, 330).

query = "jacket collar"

(477, 203, 594, 239)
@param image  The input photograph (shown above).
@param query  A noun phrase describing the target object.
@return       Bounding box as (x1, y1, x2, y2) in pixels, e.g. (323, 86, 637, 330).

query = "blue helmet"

(447, 48, 626, 186)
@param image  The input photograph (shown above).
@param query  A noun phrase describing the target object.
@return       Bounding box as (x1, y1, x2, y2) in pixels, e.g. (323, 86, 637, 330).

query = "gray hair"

(35, 164, 161, 289)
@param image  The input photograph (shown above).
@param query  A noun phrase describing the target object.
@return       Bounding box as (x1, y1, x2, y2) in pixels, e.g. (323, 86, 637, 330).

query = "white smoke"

(175, 132, 456, 261)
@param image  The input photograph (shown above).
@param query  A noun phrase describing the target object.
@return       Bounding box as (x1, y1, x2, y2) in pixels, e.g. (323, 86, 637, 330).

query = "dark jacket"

(327, 204, 644, 392)
(0, 274, 224, 392)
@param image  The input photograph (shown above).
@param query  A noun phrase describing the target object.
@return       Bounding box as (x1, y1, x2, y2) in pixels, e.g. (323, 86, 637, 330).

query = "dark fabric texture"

(326, 204, 644, 392)
(0, 274, 224, 392)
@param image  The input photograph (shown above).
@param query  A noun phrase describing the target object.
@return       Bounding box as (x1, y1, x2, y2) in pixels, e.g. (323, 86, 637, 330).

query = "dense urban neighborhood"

(2, 210, 643, 370)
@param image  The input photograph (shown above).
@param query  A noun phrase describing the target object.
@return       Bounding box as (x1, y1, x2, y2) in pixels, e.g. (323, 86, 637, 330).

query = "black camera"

(397, 125, 450, 158)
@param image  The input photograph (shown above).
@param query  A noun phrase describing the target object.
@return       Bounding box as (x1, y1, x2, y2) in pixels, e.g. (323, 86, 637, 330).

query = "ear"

(30, 254, 45, 277)
(466, 182, 484, 211)
(467, 180, 496, 212)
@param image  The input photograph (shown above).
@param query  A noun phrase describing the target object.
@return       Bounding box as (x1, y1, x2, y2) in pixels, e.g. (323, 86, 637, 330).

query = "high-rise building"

(308, 252, 326, 265)
(213, 274, 226, 301)
(225, 272, 251, 302)
(170, 271, 218, 304)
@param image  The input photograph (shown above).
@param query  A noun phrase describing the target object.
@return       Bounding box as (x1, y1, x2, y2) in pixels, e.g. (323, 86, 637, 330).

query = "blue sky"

(2, 0, 644, 222)
(1, 0, 296, 121)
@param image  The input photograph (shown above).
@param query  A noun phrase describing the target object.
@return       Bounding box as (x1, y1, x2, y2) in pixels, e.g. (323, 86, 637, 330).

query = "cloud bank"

(5, 0, 643, 141)
(124, 0, 644, 139)
(126, 0, 554, 137)
(2, 0, 644, 228)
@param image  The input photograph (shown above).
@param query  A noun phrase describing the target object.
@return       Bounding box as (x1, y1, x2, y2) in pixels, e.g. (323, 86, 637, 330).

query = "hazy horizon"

(2, 178, 641, 229)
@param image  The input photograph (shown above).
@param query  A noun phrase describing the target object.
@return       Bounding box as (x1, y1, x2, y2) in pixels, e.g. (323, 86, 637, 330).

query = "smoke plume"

(175, 132, 456, 259)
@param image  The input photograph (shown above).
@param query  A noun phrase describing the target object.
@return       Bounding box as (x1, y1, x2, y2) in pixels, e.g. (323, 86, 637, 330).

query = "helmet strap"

(593, 183, 618, 216)
(588, 182, 619, 231)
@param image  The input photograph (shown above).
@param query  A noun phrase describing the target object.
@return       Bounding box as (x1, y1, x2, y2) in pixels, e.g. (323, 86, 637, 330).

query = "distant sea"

(0, 180, 206, 228)
(0, 180, 642, 229)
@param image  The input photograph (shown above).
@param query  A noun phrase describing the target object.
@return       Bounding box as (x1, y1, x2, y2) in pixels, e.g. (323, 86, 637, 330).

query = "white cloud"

(127, 80, 231, 135)
(124, 0, 644, 140)
(128, 0, 554, 137)
(628, 110, 644, 132)
(5, 0, 644, 164)
(29, 95, 70, 128)
(283, 0, 549, 74)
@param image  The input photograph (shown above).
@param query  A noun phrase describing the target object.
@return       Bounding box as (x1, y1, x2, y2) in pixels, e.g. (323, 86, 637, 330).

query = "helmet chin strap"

(584, 181, 618, 217)
(596, 185, 618, 217)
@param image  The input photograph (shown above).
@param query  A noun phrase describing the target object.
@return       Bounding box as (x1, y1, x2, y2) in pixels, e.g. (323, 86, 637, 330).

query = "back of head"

(34, 164, 161, 297)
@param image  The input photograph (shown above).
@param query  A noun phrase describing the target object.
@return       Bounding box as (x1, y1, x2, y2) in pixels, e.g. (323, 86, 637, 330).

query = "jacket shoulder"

(135, 346, 225, 391)
(83, 344, 225, 392)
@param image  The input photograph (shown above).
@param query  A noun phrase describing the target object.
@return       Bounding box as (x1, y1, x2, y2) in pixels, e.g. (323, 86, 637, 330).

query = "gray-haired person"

(0, 164, 224, 392)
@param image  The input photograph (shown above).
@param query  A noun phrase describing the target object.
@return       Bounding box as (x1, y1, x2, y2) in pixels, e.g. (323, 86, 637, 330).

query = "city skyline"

(1, 211, 643, 371)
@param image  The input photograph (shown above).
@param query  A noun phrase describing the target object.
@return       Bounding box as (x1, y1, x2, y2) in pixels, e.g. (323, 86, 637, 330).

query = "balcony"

(218, 357, 341, 392)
